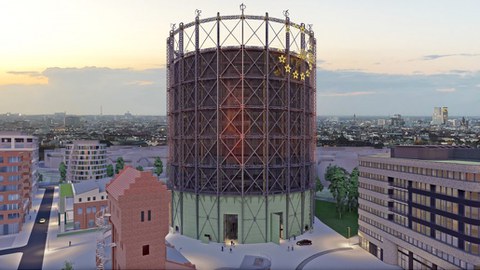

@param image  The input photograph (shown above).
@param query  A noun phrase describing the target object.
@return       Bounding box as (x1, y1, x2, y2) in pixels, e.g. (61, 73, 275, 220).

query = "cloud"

(420, 53, 480, 61)
(319, 91, 376, 97)
(7, 71, 44, 77)
(0, 67, 166, 115)
(436, 88, 456, 93)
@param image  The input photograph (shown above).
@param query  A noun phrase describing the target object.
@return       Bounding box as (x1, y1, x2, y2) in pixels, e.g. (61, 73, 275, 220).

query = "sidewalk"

(0, 188, 46, 251)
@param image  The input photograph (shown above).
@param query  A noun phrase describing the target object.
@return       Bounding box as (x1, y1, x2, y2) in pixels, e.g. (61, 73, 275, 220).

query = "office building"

(167, 10, 316, 243)
(65, 140, 107, 182)
(358, 145, 480, 269)
(0, 132, 38, 235)
(432, 107, 448, 125)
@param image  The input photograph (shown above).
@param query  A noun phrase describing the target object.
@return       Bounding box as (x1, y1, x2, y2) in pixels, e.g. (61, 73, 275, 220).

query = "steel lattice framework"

(167, 7, 316, 243)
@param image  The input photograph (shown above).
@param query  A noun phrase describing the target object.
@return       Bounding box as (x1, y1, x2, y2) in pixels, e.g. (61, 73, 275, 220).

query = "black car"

(296, 239, 312, 246)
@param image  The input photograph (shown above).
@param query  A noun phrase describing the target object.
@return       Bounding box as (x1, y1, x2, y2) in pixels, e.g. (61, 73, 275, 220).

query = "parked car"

(296, 239, 312, 246)
(38, 218, 46, 224)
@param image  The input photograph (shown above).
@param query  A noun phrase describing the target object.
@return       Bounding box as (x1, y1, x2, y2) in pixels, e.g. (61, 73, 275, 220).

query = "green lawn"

(315, 200, 358, 238)
(59, 183, 73, 198)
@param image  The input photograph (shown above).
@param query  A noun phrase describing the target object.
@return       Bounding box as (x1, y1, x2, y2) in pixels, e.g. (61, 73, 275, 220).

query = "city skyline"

(1, 0, 480, 115)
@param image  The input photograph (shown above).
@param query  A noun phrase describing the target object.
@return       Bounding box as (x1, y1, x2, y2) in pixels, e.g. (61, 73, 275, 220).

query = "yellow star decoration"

(300, 73, 305, 81)
(286, 25, 290, 33)
(308, 63, 313, 71)
(278, 55, 286, 64)
(285, 65, 291, 73)
(305, 70, 310, 77)
(292, 70, 299, 79)
(300, 25, 305, 32)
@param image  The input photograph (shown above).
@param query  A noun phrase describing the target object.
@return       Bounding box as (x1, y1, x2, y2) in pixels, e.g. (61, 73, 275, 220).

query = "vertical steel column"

(285, 15, 291, 238)
(167, 32, 174, 227)
(178, 22, 185, 234)
(240, 4, 246, 244)
(194, 14, 200, 240)
(216, 12, 221, 242)
(300, 23, 306, 233)
(264, 12, 270, 242)
(310, 33, 317, 226)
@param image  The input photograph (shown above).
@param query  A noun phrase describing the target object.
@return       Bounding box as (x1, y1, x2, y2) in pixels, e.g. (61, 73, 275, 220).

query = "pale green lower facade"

(171, 190, 314, 244)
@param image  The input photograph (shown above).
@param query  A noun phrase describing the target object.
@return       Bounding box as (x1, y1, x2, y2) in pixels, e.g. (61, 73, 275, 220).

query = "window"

(8, 194, 19, 201)
(101, 196, 104, 200)
(0, 195, 3, 202)
(8, 157, 21, 163)
(9, 175, 20, 182)
(92, 206, 96, 213)
(87, 197, 91, 201)
(141, 211, 144, 222)
(93, 196, 96, 201)
(0, 175, 3, 182)
(148, 210, 151, 221)
(142, 245, 149, 256)
(78, 208, 83, 214)
(79, 198, 82, 203)
(87, 207, 91, 214)
(0, 214, 3, 221)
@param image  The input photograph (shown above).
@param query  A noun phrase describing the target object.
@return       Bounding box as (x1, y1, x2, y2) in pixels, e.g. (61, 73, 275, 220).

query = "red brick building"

(107, 167, 171, 269)
(0, 132, 38, 235)
(71, 178, 110, 230)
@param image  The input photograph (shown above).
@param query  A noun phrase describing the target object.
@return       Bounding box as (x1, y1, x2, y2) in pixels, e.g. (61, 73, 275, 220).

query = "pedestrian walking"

(69, 241, 71, 246)
(293, 235, 296, 240)
(221, 246, 224, 252)
(291, 245, 294, 251)
(229, 247, 232, 253)
(287, 246, 290, 252)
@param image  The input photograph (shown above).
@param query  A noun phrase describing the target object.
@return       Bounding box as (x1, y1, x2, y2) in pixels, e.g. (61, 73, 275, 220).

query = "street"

(0, 187, 54, 269)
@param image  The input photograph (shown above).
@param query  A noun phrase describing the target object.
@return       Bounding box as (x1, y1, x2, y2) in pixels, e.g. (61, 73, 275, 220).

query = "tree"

(154, 157, 163, 176)
(315, 176, 324, 193)
(62, 261, 74, 270)
(115, 157, 125, 174)
(325, 165, 349, 219)
(347, 167, 359, 212)
(59, 162, 67, 182)
(106, 164, 114, 177)
(136, 165, 144, 171)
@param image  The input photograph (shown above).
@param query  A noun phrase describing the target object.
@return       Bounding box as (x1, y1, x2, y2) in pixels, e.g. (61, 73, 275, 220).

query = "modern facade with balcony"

(65, 140, 107, 182)
(0, 132, 38, 235)
(358, 145, 480, 270)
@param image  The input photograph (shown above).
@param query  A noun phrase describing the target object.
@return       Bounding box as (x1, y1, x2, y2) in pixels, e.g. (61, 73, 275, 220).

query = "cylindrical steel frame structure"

(167, 9, 316, 244)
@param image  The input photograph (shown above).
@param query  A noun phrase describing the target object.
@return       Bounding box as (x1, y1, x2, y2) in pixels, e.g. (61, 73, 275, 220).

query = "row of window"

(360, 160, 480, 182)
(359, 182, 386, 194)
(412, 193, 430, 207)
(392, 189, 408, 202)
(435, 215, 459, 231)
(0, 203, 19, 211)
(412, 181, 430, 191)
(0, 166, 19, 173)
(0, 175, 22, 182)
(392, 178, 408, 189)
(0, 138, 34, 143)
(0, 157, 22, 164)
(359, 171, 386, 182)
(77, 205, 106, 215)
(464, 223, 480, 238)
(412, 207, 430, 222)
(412, 221, 431, 236)
(435, 231, 459, 248)
(0, 185, 19, 192)
(393, 201, 408, 215)
(361, 214, 472, 269)
(66, 155, 106, 161)
(435, 199, 458, 215)
(0, 194, 19, 201)
(464, 241, 480, 256)
(359, 193, 388, 207)
(359, 225, 383, 242)
(394, 214, 408, 227)
(465, 191, 480, 202)
(78, 195, 106, 203)
(359, 204, 388, 219)
(465, 206, 480, 219)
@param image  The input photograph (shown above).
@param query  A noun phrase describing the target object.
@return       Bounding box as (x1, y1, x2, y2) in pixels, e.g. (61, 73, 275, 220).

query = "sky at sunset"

(1, 0, 479, 115)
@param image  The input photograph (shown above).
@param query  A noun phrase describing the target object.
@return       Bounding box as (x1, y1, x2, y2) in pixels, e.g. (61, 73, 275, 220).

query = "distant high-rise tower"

(167, 7, 316, 244)
(432, 106, 448, 125)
